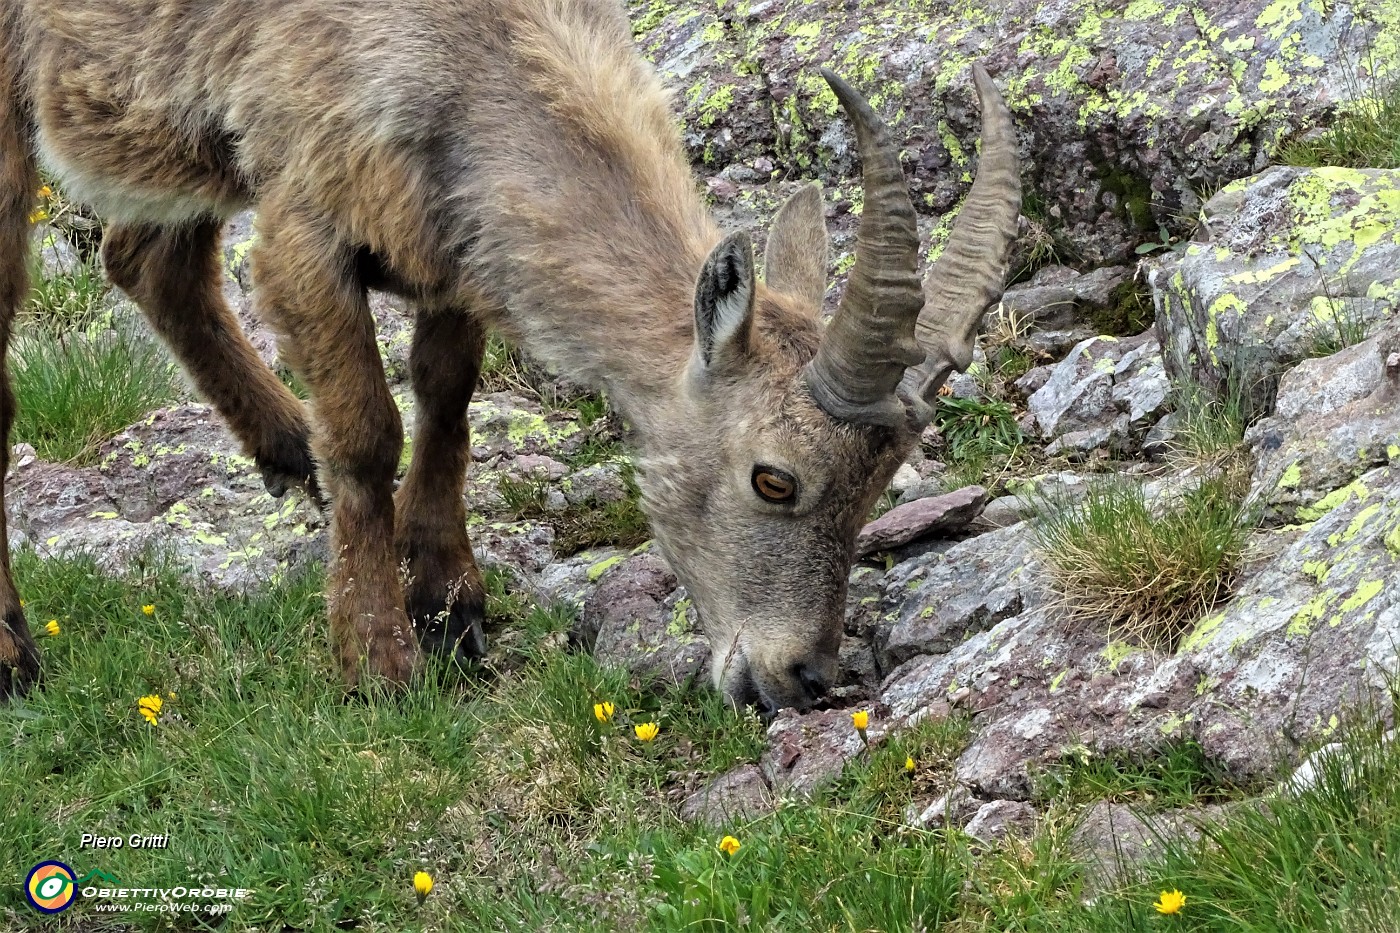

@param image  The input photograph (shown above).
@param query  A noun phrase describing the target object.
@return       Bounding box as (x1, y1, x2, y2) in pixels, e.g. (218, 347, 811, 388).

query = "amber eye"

(752, 467, 797, 503)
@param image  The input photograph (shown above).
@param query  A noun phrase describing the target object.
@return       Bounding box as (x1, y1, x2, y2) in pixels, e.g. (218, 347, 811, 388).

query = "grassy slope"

(3, 551, 1400, 932)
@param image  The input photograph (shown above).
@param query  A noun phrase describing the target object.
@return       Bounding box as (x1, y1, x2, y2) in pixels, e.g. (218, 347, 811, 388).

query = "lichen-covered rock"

(1024, 332, 1171, 456)
(877, 523, 1039, 670)
(876, 462, 1400, 798)
(7, 405, 324, 588)
(578, 552, 710, 685)
(1153, 167, 1400, 413)
(1072, 801, 1231, 892)
(633, 0, 1398, 266)
(1247, 333, 1400, 525)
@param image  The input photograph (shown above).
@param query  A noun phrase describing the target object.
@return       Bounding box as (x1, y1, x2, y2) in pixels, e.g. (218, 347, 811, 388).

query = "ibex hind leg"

(0, 73, 40, 699)
(250, 195, 418, 687)
(100, 220, 322, 506)
(395, 307, 489, 664)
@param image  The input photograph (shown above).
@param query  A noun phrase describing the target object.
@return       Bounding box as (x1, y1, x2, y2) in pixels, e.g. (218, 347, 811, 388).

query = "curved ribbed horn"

(901, 64, 1022, 426)
(803, 69, 925, 429)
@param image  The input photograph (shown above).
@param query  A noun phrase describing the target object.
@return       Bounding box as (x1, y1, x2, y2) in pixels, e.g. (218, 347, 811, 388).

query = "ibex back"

(0, 0, 1020, 712)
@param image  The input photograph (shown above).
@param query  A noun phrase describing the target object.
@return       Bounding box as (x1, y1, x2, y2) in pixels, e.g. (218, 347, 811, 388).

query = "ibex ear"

(763, 182, 829, 311)
(693, 231, 756, 371)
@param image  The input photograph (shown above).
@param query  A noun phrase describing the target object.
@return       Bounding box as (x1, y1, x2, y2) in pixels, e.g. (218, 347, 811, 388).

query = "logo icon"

(25, 861, 77, 914)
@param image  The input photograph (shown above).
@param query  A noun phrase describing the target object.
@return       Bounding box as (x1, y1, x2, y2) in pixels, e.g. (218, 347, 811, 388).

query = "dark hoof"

(0, 608, 41, 701)
(409, 588, 488, 664)
(257, 433, 324, 510)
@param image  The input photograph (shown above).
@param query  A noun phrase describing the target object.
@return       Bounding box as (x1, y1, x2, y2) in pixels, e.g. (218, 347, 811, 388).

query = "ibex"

(0, 0, 1019, 712)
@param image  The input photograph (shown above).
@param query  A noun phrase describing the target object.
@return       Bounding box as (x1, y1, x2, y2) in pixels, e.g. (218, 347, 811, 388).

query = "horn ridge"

(803, 69, 925, 428)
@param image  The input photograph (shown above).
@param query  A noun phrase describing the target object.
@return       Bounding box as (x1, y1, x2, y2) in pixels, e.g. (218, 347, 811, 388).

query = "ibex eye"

(752, 467, 797, 503)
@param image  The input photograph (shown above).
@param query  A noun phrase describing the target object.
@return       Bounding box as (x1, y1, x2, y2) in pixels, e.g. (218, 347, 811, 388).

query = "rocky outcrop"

(1021, 331, 1171, 458)
(1153, 167, 1400, 413)
(634, 0, 1399, 266)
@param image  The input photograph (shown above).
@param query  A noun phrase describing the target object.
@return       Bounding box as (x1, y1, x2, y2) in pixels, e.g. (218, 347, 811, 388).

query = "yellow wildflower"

(718, 835, 741, 856)
(137, 694, 163, 725)
(44, 620, 60, 637)
(28, 209, 48, 225)
(634, 722, 659, 742)
(141, 604, 155, 616)
(905, 756, 916, 774)
(593, 701, 616, 723)
(851, 709, 869, 730)
(37, 185, 52, 199)
(1154, 889, 1186, 915)
(413, 871, 433, 902)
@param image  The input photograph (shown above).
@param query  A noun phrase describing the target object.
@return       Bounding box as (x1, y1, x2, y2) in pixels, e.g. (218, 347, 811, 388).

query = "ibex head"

(633, 66, 1022, 715)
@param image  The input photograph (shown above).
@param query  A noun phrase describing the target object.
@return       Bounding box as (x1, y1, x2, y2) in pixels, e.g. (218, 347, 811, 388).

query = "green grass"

(932, 395, 1027, 491)
(11, 324, 183, 465)
(1029, 472, 1254, 649)
(497, 466, 650, 554)
(7, 550, 1400, 930)
(1280, 77, 1400, 170)
(23, 253, 112, 335)
(1305, 295, 1371, 359)
(1168, 375, 1249, 468)
(1033, 740, 1247, 811)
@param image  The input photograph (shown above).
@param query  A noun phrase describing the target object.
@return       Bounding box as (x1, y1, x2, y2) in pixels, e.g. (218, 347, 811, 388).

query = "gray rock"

(637, 0, 1396, 267)
(1246, 334, 1400, 525)
(761, 705, 890, 796)
(1153, 167, 1400, 415)
(908, 784, 978, 829)
(562, 461, 629, 507)
(895, 477, 946, 507)
(854, 486, 987, 558)
(680, 764, 775, 825)
(889, 463, 922, 496)
(962, 799, 1038, 844)
(1073, 801, 1230, 893)
(878, 523, 1038, 670)
(1025, 333, 1170, 456)
(578, 552, 709, 685)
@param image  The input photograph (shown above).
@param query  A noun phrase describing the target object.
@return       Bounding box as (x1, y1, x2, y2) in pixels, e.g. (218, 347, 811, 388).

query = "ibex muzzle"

(0, 1, 1018, 714)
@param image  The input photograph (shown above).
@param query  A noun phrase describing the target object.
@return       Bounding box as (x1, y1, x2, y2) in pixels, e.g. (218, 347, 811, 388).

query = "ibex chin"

(0, 0, 1020, 711)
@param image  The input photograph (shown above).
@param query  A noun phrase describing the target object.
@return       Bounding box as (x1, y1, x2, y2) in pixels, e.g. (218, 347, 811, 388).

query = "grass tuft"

(11, 324, 182, 465)
(1280, 76, 1400, 170)
(1030, 471, 1253, 649)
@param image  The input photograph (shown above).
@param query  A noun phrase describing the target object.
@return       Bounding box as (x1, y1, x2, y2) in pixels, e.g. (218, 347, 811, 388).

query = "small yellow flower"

(137, 694, 163, 725)
(634, 722, 659, 742)
(141, 604, 155, 616)
(593, 701, 616, 723)
(1154, 889, 1186, 915)
(905, 756, 916, 774)
(413, 871, 433, 901)
(44, 620, 60, 637)
(851, 709, 869, 731)
(718, 835, 741, 856)
(27, 209, 48, 225)
(37, 185, 52, 199)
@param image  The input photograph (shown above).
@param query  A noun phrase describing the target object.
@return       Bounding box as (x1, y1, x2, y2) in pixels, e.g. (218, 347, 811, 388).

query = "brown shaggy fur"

(0, 0, 929, 708)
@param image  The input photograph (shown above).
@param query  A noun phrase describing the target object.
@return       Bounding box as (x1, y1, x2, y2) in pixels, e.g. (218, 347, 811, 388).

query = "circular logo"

(25, 861, 77, 914)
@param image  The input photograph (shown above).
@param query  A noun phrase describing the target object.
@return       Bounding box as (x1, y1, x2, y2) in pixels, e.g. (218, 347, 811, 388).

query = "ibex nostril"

(794, 662, 832, 701)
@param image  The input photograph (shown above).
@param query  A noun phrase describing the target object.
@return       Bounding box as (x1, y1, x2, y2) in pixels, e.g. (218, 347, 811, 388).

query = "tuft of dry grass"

(1030, 470, 1254, 650)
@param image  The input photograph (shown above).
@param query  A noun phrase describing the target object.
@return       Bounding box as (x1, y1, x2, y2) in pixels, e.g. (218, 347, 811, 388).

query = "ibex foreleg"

(100, 220, 321, 505)
(394, 307, 489, 662)
(251, 197, 418, 687)
(0, 70, 39, 699)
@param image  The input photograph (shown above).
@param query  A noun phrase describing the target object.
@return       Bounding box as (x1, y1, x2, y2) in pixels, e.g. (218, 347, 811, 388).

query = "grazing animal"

(0, 0, 1020, 712)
